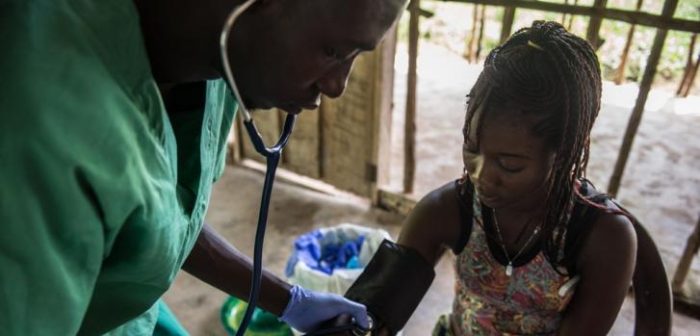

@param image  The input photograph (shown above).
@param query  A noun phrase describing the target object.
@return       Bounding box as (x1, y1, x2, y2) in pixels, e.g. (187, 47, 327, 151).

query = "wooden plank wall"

(321, 45, 382, 197)
(237, 30, 396, 198)
(283, 109, 321, 179)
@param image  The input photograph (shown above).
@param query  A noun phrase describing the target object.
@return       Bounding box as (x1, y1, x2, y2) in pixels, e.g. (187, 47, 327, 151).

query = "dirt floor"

(164, 166, 402, 335)
(165, 167, 700, 335)
(164, 41, 700, 335)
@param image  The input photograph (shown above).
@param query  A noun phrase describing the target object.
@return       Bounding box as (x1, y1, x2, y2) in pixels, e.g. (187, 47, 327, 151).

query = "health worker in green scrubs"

(0, 0, 408, 334)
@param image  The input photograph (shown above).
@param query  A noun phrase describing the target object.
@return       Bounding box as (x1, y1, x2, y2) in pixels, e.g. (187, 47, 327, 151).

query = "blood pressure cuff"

(344, 239, 435, 335)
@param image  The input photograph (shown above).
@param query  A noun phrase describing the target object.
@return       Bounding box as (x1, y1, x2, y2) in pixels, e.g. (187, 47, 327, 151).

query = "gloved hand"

(279, 285, 369, 333)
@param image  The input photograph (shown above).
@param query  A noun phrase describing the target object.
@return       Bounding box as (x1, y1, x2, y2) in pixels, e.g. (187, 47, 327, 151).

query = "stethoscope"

(219, 1, 368, 335)
(219, 0, 296, 335)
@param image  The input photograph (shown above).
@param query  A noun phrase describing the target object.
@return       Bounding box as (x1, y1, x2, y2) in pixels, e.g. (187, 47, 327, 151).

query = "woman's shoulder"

(398, 180, 466, 261)
(412, 180, 468, 232)
(418, 180, 461, 211)
(569, 180, 637, 273)
(572, 179, 636, 232)
(585, 209, 636, 253)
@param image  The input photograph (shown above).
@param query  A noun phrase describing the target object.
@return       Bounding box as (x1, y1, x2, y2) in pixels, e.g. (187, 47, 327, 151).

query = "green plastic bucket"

(220, 296, 293, 336)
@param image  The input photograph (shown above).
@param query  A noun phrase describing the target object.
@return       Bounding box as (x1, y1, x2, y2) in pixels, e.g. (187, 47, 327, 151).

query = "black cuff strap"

(345, 239, 435, 335)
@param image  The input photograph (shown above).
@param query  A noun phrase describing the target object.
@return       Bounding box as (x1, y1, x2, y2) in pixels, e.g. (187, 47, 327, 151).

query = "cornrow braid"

(463, 21, 602, 270)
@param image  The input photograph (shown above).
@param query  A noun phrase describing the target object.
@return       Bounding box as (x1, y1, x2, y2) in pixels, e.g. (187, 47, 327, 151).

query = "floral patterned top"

(434, 187, 580, 336)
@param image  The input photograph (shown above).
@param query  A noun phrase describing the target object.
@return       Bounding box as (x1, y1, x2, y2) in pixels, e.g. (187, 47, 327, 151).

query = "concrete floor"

(164, 166, 700, 335)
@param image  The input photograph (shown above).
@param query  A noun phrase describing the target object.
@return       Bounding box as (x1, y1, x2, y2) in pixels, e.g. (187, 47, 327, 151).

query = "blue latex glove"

(279, 285, 369, 332)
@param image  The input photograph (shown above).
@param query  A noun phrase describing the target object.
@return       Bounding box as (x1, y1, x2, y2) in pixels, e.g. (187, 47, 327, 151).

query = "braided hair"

(463, 21, 602, 268)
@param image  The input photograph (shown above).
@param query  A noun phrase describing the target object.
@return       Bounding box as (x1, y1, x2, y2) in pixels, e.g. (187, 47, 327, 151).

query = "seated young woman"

(337, 21, 638, 336)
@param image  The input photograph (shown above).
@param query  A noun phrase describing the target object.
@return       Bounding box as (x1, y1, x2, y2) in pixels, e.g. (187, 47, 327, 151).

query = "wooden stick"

(500, 6, 516, 44)
(404, 0, 420, 194)
(678, 33, 698, 96)
(608, 0, 680, 197)
(681, 52, 700, 97)
(586, 0, 608, 50)
(228, 118, 242, 164)
(417, 7, 435, 18)
(448, 0, 700, 34)
(466, 4, 480, 62)
(614, 24, 637, 85)
(614, 0, 644, 85)
(318, 99, 326, 179)
(561, 0, 569, 24)
(377, 188, 417, 216)
(236, 116, 247, 162)
(672, 214, 700, 293)
(476, 5, 487, 61)
(567, 0, 578, 30)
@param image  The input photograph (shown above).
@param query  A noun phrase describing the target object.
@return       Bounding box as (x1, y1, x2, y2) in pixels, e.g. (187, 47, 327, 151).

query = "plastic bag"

(285, 223, 392, 295)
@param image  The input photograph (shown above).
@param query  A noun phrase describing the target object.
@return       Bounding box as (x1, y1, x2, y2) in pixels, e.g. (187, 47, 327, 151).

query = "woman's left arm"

(558, 213, 637, 335)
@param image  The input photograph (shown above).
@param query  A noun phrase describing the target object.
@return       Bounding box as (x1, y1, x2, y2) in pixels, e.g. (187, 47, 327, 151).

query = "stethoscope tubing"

(219, 1, 366, 335)
(236, 116, 296, 336)
(219, 0, 292, 334)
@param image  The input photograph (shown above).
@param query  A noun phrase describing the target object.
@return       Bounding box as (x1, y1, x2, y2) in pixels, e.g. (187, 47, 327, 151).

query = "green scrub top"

(0, 0, 236, 334)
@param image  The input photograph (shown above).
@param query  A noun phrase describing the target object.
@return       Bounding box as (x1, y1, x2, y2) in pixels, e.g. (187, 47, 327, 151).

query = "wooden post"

(614, 24, 638, 84)
(614, 0, 644, 85)
(567, 0, 578, 30)
(672, 214, 700, 293)
(236, 118, 246, 162)
(608, 0, 680, 196)
(466, 4, 480, 62)
(404, 0, 420, 194)
(678, 33, 698, 96)
(227, 117, 242, 164)
(317, 99, 325, 179)
(586, 0, 608, 50)
(561, 0, 569, 24)
(681, 52, 700, 97)
(476, 5, 487, 61)
(500, 6, 516, 44)
(370, 26, 397, 204)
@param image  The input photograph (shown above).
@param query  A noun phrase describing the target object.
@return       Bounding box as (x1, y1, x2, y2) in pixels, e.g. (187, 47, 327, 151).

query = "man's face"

(227, 0, 407, 113)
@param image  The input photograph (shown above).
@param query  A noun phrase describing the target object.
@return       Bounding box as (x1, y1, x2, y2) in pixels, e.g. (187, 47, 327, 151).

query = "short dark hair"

(463, 20, 602, 267)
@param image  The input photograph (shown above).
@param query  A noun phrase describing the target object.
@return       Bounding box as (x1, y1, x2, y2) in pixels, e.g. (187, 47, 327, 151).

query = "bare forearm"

(182, 224, 291, 316)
